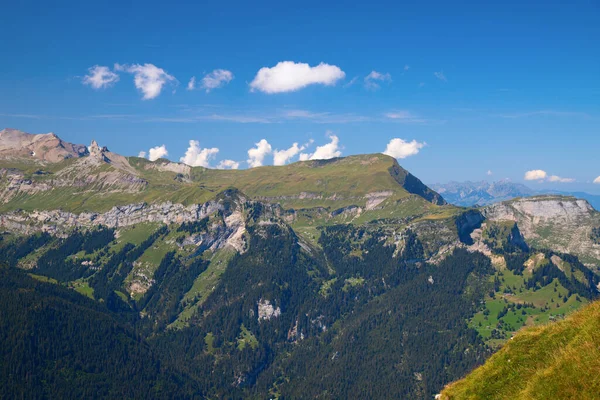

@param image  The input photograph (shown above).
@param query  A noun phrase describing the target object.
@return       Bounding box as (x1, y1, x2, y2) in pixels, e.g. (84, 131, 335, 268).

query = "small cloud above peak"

(148, 145, 168, 161)
(524, 169, 574, 183)
(200, 69, 233, 92)
(383, 138, 425, 159)
(364, 71, 392, 90)
(299, 133, 342, 161)
(187, 77, 196, 91)
(115, 63, 176, 100)
(250, 61, 345, 94)
(273, 142, 309, 166)
(180, 140, 219, 167)
(82, 65, 119, 89)
(524, 169, 547, 181)
(548, 175, 575, 183)
(217, 159, 240, 170)
(247, 139, 272, 167)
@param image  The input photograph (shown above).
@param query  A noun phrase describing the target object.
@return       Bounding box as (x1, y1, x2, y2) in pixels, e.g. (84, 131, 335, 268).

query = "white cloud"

(524, 169, 575, 183)
(250, 61, 345, 94)
(187, 76, 196, 91)
(82, 65, 119, 89)
(247, 139, 272, 167)
(273, 142, 308, 166)
(383, 138, 426, 159)
(594, 176, 600, 184)
(115, 63, 176, 100)
(179, 140, 219, 167)
(299, 133, 342, 160)
(383, 110, 428, 123)
(548, 175, 575, 183)
(138, 151, 147, 158)
(524, 170, 547, 181)
(434, 71, 447, 81)
(487, 170, 493, 176)
(217, 159, 240, 170)
(364, 71, 392, 90)
(148, 145, 168, 161)
(201, 69, 234, 92)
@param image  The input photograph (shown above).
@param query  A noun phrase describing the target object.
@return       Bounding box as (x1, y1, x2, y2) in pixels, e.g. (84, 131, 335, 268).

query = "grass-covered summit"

(0, 132, 446, 215)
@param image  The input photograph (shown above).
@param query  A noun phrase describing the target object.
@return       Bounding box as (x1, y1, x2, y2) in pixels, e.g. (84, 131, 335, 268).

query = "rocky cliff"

(483, 196, 600, 266)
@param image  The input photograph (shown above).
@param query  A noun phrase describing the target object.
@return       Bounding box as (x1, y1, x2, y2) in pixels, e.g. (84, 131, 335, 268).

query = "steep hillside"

(440, 299, 600, 399)
(0, 267, 199, 399)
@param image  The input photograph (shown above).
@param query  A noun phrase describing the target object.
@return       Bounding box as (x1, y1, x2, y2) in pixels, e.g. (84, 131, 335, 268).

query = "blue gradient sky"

(1, 0, 599, 192)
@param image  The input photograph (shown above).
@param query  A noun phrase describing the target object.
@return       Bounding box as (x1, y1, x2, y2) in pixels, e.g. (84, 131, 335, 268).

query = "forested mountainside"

(0, 267, 200, 399)
(1, 129, 599, 399)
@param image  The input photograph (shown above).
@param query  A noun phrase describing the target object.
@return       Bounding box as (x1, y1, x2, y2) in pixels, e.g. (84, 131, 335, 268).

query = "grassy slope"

(0, 153, 452, 215)
(441, 300, 600, 399)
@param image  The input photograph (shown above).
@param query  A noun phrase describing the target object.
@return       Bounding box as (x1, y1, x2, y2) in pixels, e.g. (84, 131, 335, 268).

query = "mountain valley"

(1, 129, 599, 399)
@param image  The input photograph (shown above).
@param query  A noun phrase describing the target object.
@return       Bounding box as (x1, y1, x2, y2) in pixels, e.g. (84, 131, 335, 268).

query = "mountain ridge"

(431, 180, 600, 210)
(0, 129, 447, 215)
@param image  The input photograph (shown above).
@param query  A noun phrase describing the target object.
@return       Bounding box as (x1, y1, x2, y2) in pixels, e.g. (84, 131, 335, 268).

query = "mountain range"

(1, 128, 599, 399)
(431, 180, 600, 210)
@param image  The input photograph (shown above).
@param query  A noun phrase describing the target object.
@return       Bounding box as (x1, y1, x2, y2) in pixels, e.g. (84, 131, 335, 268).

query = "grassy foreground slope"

(440, 300, 600, 399)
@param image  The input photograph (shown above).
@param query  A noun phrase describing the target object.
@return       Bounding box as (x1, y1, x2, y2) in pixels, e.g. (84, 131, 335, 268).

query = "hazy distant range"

(430, 180, 600, 211)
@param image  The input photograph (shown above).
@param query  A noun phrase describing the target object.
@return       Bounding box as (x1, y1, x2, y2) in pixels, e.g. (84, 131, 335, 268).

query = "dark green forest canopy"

(0, 214, 598, 399)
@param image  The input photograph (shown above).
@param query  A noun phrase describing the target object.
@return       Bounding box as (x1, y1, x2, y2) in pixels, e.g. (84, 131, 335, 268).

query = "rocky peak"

(0, 128, 88, 163)
(88, 140, 109, 163)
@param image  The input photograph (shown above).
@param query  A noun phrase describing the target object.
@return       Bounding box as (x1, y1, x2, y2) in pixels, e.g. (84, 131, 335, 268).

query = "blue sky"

(1, 0, 599, 192)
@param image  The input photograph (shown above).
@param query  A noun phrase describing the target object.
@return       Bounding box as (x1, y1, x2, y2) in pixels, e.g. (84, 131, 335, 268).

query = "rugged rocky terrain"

(483, 196, 600, 266)
(1, 129, 599, 399)
(0, 128, 88, 163)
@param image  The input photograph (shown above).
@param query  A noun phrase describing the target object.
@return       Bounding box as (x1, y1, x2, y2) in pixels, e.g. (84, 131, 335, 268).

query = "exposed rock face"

(484, 196, 594, 223)
(257, 299, 281, 321)
(0, 139, 147, 203)
(455, 210, 485, 245)
(0, 201, 224, 233)
(483, 196, 600, 266)
(144, 160, 191, 176)
(0, 128, 88, 163)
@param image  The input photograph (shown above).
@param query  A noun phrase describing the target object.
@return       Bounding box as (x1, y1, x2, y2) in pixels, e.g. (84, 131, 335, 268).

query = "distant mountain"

(0, 128, 88, 163)
(430, 180, 535, 207)
(431, 180, 600, 210)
